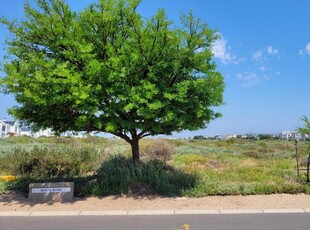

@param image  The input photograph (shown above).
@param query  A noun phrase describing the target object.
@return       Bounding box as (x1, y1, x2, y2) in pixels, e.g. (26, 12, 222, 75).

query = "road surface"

(1, 213, 310, 230)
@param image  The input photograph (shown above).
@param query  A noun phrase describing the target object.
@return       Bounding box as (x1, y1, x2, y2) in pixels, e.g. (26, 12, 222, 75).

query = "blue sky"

(1, 0, 310, 137)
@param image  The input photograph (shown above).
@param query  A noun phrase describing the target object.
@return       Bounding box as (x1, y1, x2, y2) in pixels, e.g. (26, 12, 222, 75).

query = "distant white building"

(20, 127, 32, 136)
(215, 134, 226, 140)
(293, 132, 309, 140)
(280, 131, 309, 140)
(281, 131, 294, 140)
(0, 119, 55, 138)
(61, 131, 94, 138)
(0, 120, 9, 138)
(0, 119, 99, 138)
(226, 134, 237, 139)
(0, 119, 21, 138)
(31, 128, 54, 138)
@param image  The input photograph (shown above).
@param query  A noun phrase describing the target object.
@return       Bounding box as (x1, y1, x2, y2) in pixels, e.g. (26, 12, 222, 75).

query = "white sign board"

(32, 187, 71, 193)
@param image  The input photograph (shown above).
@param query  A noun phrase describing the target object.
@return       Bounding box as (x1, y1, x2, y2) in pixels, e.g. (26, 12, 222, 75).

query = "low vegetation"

(0, 137, 310, 197)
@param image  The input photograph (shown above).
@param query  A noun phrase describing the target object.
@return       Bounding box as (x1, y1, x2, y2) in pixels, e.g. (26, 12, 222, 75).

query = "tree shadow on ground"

(82, 156, 198, 197)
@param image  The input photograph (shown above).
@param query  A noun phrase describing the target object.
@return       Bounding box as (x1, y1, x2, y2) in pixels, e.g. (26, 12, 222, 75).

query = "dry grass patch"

(241, 158, 258, 167)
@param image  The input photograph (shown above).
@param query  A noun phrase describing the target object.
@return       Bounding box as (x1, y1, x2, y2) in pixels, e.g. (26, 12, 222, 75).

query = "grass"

(171, 139, 309, 196)
(0, 136, 310, 197)
(0, 181, 7, 195)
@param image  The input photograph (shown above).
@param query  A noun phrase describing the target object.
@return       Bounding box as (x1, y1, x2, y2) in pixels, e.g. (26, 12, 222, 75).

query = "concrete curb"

(1, 209, 310, 216)
(128, 210, 174, 215)
(175, 210, 219, 215)
(220, 209, 263, 214)
(80, 211, 128, 216)
(0, 212, 30, 216)
(262, 209, 306, 214)
(31, 211, 81, 216)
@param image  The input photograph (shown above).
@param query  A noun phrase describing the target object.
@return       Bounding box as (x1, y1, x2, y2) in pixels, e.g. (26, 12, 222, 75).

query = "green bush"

(81, 156, 197, 197)
(0, 145, 101, 178)
(0, 181, 7, 195)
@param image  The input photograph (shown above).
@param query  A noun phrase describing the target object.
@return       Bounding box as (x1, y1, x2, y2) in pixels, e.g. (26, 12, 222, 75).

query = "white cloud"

(212, 34, 240, 64)
(252, 50, 263, 61)
(253, 46, 280, 61)
(298, 42, 310, 56)
(235, 67, 278, 88)
(267, 46, 279, 55)
(306, 43, 310, 55)
(236, 72, 261, 88)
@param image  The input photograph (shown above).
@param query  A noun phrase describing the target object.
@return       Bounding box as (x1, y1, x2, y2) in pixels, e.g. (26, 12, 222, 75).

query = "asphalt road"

(1, 214, 310, 230)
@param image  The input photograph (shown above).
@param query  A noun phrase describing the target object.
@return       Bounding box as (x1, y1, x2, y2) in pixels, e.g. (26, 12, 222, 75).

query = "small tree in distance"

(1, 0, 224, 162)
(298, 116, 310, 137)
(298, 116, 310, 182)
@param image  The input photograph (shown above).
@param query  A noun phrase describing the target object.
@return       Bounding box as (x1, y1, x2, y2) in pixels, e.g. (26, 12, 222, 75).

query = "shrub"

(0, 181, 7, 195)
(193, 135, 206, 140)
(258, 134, 273, 140)
(143, 139, 175, 162)
(0, 145, 102, 178)
(81, 156, 197, 197)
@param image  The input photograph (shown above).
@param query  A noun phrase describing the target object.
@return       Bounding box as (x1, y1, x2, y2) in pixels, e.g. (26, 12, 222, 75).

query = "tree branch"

(111, 131, 132, 143)
(169, 74, 177, 87)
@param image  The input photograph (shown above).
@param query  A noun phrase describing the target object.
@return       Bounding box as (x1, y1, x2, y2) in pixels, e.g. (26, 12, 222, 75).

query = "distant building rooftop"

(21, 127, 31, 132)
(3, 121, 15, 126)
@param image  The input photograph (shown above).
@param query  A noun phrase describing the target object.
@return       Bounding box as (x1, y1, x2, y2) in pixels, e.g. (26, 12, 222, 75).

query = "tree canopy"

(1, 0, 224, 161)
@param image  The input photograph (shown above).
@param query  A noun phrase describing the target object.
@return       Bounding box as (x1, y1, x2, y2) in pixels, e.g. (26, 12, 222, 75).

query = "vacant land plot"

(0, 136, 309, 197)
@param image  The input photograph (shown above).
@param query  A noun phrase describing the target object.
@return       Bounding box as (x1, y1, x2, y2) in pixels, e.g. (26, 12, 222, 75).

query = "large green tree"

(1, 0, 224, 162)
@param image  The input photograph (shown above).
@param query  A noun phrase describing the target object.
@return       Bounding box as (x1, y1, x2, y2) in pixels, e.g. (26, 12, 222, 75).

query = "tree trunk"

(295, 139, 300, 182)
(130, 137, 140, 163)
(307, 152, 310, 182)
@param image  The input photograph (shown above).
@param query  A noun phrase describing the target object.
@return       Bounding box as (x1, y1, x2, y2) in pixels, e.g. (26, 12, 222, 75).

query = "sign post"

(29, 182, 74, 203)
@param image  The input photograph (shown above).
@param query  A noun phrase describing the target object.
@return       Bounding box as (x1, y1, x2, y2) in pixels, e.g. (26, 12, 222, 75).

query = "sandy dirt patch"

(1, 193, 310, 212)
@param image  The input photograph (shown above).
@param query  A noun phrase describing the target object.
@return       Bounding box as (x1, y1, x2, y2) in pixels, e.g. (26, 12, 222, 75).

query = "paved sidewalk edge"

(0, 209, 309, 216)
